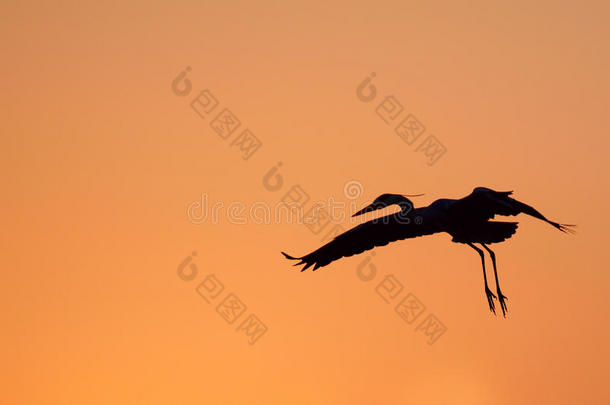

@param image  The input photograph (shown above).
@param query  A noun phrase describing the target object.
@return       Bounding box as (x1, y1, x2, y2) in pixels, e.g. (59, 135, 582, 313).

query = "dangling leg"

(481, 243, 508, 317)
(467, 243, 496, 315)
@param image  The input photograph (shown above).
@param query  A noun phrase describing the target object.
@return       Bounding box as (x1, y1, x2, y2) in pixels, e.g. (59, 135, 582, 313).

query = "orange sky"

(2, 1, 610, 404)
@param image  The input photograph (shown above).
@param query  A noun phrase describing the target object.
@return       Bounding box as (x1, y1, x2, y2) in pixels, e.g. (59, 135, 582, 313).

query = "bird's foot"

(485, 287, 497, 315)
(497, 290, 508, 317)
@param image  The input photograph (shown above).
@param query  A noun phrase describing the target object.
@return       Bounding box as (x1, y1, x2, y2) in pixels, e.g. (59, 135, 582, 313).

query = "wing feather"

(282, 208, 441, 271)
(449, 187, 575, 233)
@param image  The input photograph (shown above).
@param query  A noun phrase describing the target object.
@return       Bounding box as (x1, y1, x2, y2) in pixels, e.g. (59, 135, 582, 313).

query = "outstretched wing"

(282, 208, 442, 271)
(449, 187, 575, 233)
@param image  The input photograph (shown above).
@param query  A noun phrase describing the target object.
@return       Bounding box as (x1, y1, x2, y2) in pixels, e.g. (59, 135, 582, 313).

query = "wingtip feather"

(558, 223, 577, 234)
(281, 251, 298, 260)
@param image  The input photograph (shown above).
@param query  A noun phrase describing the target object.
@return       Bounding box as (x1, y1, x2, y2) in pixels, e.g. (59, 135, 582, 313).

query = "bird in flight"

(282, 187, 575, 316)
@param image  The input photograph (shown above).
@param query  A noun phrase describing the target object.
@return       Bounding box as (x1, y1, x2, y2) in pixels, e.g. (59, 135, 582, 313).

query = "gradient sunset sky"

(2, 1, 610, 404)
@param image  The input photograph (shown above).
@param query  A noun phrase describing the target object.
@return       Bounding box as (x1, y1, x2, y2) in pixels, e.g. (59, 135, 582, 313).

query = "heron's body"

(282, 187, 574, 316)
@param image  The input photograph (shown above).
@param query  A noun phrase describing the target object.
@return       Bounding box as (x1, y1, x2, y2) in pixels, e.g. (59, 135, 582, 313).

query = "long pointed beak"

(352, 203, 378, 217)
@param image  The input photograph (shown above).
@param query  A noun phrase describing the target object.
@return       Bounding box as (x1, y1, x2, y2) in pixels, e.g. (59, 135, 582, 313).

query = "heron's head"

(352, 193, 422, 217)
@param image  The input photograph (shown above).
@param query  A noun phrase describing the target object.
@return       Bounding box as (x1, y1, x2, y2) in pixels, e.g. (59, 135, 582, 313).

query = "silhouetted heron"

(282, 187, 575, 316)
